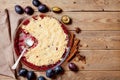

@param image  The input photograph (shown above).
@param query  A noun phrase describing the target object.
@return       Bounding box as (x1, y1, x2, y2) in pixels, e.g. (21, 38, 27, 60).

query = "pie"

(14, 15, 70, 70)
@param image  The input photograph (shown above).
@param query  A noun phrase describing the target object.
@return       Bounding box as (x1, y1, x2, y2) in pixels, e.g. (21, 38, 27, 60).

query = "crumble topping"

(21, 16, 68, 66)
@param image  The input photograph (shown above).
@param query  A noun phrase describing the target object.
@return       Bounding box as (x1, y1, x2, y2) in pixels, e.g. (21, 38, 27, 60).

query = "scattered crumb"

(74, 57, 79, 62)
(106, 45, 108, 49)
(80, 44, 83, 47)
(81, 66, 84, 69)
(83, 43, 88, 47)
(74, 53, 86, 64)
(75, 27, 81, 34)
(73, 1, 76, 4)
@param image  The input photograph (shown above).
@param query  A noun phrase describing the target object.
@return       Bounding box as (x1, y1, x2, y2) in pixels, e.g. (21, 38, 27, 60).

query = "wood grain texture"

(21, 50, 120, 71)
(50, 12, 120, 31)
(0, 0, 120, 80)
(59, 71, 120, 80)
(9, 11, 120, 31)
(63, 50, 120, 70)
(0, 0, 120, 11)
(8, 11, 120, 50)
(17, 71, 120, 80)
(75, 31, 120, 50)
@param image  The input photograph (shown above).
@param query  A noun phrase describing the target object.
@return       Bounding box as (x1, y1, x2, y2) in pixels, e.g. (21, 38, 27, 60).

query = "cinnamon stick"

(66, 38, 80, 62)
(66, 48, 77, 62)
(69, 32, 75, 47)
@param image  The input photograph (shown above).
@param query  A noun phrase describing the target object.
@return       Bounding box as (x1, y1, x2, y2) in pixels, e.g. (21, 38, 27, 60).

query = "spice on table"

(52, 6, 62, 13)
(75, 27, 81, 34)
(83, 43, 88, 47)
(74, 56, 80, 62)
(74, 53, 86, 64)
(61, 15, 71, 24)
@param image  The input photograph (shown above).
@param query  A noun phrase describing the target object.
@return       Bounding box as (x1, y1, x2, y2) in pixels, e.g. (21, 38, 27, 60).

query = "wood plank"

(62, 50, 120, 70)
(9, 11, 120, 50)
(59, 71, 120, 80)
(51, 12, 120, 31)
(75, 31, 120, 50)
(0, 0, 120, 11)
(9, 11, 120, 49)
(18, 71, 120, 80)
(9, 11, 120, 30)
(22, 50, 120, 71)
(0, 75, 16, 80)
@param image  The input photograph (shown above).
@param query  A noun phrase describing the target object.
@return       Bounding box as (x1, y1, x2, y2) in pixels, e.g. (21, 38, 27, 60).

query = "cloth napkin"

(0, 10, 15, 79)
(0, 9, 28, 79)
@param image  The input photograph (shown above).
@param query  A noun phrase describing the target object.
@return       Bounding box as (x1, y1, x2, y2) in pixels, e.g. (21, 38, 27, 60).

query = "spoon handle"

(12, 48, 27, 70)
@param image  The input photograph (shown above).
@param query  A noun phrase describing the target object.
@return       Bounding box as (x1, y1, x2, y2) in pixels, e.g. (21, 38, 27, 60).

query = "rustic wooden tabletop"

(0, 0, 120, 80)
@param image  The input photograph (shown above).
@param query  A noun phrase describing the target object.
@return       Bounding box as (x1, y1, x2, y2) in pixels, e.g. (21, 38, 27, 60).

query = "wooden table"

(0, 0, 120, 80)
